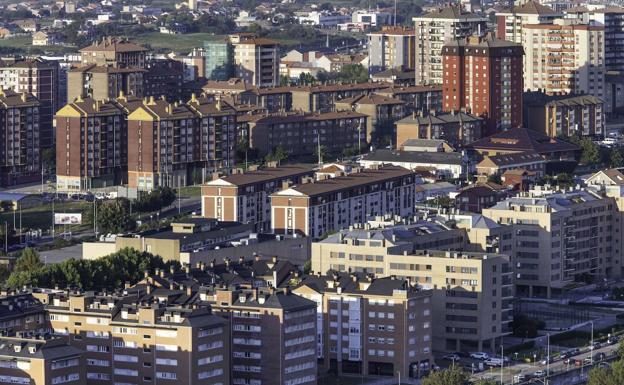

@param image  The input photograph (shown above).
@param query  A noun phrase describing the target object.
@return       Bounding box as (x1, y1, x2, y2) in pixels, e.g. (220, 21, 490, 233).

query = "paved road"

(40, 244, 82, 264)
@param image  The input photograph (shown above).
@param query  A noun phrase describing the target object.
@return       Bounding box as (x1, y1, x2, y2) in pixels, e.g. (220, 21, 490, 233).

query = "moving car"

(443, 354, 460, 362)
(533, 370, 546, 378)
(485, 357, 504, 367)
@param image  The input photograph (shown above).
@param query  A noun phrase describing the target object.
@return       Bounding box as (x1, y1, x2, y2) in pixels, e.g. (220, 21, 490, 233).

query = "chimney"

(186, 286, 192, 296)
(146, 285, 152, 295)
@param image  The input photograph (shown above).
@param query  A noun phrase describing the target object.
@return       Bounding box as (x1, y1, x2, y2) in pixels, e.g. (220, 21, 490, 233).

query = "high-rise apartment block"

(0, 90, 41, 186)
(496, 1, 562, 43)
(55, 97, 127, 191)
(442, 34, 524, 134)
(231, 34, 280, 87)
(292, 273, 433, 378)
(522, 20, 605, 98)
(79, 37, 148, 68)
(367, 26, 415, 74)
(413, 5, 487, 85)
(0, 58, 59, 148)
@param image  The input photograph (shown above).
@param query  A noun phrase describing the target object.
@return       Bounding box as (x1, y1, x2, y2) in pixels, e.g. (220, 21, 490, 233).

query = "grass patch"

(177, 186, 201, 198)
(550, 325, 624, 348)
(0, 201, 92, 233)
(131, 32, 220, 52)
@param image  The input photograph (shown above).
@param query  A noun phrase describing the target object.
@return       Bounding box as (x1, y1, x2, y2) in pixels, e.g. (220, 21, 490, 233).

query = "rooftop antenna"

(394, 0, 397, 26)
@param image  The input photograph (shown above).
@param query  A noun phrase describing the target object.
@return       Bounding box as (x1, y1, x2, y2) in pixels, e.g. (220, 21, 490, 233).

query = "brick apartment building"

(0, 90, 41, 186)
(245, 111, 368, 157)
(270, 165, 421, 238)
(202, 164, 315, 231)
(442, 34, 524, 135)
(55, 97, 127, 191)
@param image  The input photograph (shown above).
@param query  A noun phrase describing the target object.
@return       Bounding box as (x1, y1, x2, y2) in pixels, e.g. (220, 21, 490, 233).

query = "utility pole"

(500, 345, 504, 385)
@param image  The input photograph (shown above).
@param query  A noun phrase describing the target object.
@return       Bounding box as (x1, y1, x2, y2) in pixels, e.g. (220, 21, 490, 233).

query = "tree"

(336, 64, 369, 83)
(5, 248, 168, 291)
(422, 367, 469, 385)
(588, 359, 624, 385)
(511, 313, 545, 339)
(617, 341, 624, 360)
(133, 187, 176, 213)
(265, 145, 288, 165)
(611, 148, 624, 168)
(96, 198, 134, 234)
(41, 148, 55, 173)
(14, 248, 43, 273)
(280, 75, 290, 86)
(297, 72, 316, 85)
(475, 380, 498, 385)
(555, 173, 574, 189)
(487, 174, 502, 185)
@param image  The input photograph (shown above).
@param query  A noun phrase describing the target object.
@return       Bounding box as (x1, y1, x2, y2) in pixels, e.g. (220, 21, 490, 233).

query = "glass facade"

(203, 41, 233, 80)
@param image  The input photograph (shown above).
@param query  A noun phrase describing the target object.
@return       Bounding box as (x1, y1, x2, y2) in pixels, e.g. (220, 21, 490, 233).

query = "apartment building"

(204, 39, 234, 80)
(523, 92, 604, 138)
(198, 285, 317, 385)
(335, 94, 404, 143)
(79, 37, 148, 68)
(32, 286, 231, 385)
(67, 65, 145, 102)
(0, 291, 46, 333)
(442, 34, 524, 135)
(54, 97, 127, 191)
(245, 111, 368, 157)
(564, 6, 624, 72)
(126, 97, 211, 190)
(271, 165, 421, 238)
(231, 34, 280, 87)
(0, 90, 41, 186)
(143, 59, 184, 102)
(201, 164, 315, 230)
(413, 5, 487, 85)
(395, 111, 483, 148)
(0, 333, 86, 385)
(496, 1, 562, 43)
(187, 94, 237, 175)
(292, 273, 433, 379)
(376, 85, 443, 115)
(367, 26, 415, 74)
(290, 82, 392, 113)
(522, 20, 605, 98)
(311, 225, 513, 352)
(482, 188, 616, 297)
(0, 58, 59, 148)
(475, 151, 546, 177)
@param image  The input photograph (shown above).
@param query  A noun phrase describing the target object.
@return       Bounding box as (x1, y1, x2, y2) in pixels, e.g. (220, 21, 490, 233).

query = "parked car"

(592, 341, 602, 350)
(539, 356, 555, 365)
(595, 352, 606, 361)
(470, 352, 490, 360)
(443, 354, 460, 362)
(533, 370, 546, 378)
(607, 336, 620, 345)
(513, 374, 527, 383)
(485, 358, 504, 367)
(583, 357, 592, 365)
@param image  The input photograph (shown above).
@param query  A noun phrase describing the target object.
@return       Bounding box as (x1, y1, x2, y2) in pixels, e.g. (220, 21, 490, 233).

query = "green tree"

(422, 367, 470, 385)
(617, 341, 624, 359)
(588, 359, 624, 385)
(41, 148, 55, 173)
(303, 260, 311, 274)
(336, 64, 369, 83)
(611, 148, 624, 168)
(265, 145, 288, 165)
(133, 187, 176, 213)
(297, 72, 316, 85)
(487, 174, 502, 185)
(279, 75, 290, 86)
(14, 248, 43, 273)
(511, 313, 545, 339)
(475, 380, 498, 385)
(96, 199, 134, 234)
(555, 172, 574, 189)
(0, 264, 9, 285)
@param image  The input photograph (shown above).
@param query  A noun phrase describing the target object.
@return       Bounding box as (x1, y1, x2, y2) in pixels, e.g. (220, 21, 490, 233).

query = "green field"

(131, 32, 220, 52)
(0, 201, 92, 233)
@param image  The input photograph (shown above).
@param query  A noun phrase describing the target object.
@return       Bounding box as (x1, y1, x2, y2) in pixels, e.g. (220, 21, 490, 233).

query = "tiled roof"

(467, 127, 579, 153)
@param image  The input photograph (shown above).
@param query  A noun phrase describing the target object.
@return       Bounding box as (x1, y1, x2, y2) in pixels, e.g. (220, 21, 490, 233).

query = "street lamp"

(546, 333, 551, 378)
(590, 321, 594, 365)
(500, 345, 504, 385)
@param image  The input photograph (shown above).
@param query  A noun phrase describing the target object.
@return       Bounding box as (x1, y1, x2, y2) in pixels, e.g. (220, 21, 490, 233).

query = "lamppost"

(590, 321, 594, 365)
(396, 370, 400, 385)
(501, 345, 504, 385)
(546, 333, 551, 378)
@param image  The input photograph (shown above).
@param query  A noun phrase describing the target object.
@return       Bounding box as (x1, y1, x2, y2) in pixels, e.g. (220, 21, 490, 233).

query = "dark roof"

(361, 149, 464, 165)
(126, 222, 253, 245)
(207, 164, 314, 187)
(467, 127, 579, 154)
(249, 111, 367, 125)
(397, 111, 482, 125)
(336, 93, 404, 106)
(482, 151, 545, 167)
(510, 0, 559, 15)
(230, 290, 316, 312)
(0, 337, 83, 360)
(524, 91, 604, 107)
(279, 165, 416, 197)
(371, 67, 416, 80)
(80, 37, 148, 52)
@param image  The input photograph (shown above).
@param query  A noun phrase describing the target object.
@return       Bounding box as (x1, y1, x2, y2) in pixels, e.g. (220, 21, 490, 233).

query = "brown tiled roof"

(292, 82, 392, 94)
(203, 78, 254, 92)
(61, 97, 124, 116)
(421, 4, 486, 19)
(210, 165, 314, 187)
(0, 89, 39, 108)
(187, 96, 235, 116)
(80, 37, 148, 52)
(468, 127, 579, 153)
(378, 85, 443, 95)
(281, 165, 415, 197)
(485, 151, 545, 167)
(132, 99, 196, 119)
(70, 64, 146, 74)
(512, 0, 559, 15)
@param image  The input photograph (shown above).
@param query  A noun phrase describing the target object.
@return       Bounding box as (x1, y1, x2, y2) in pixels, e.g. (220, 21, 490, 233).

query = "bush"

(133, 187, 176, 213)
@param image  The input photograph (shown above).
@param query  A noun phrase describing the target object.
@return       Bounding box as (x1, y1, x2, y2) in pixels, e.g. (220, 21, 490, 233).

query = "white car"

(470, 352, 490, 360)
(485, 358, 503, 367)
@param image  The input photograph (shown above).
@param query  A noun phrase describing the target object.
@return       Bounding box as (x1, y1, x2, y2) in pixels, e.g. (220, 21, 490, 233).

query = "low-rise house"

(335, 93, 405, 143)
(396, 111, 484, 149)
(475, 151, 546, 177)
(454, 182, 511, 213)
(359, 149, 467, 179)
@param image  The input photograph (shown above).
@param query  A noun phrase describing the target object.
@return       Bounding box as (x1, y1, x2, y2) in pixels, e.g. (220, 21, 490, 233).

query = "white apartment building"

(413, 5, 487, 85)
(232, 35, 280, 87)
(482, 187, 616, 298)
(522, 19, 605, 98)
(495, 1, 562, 43)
